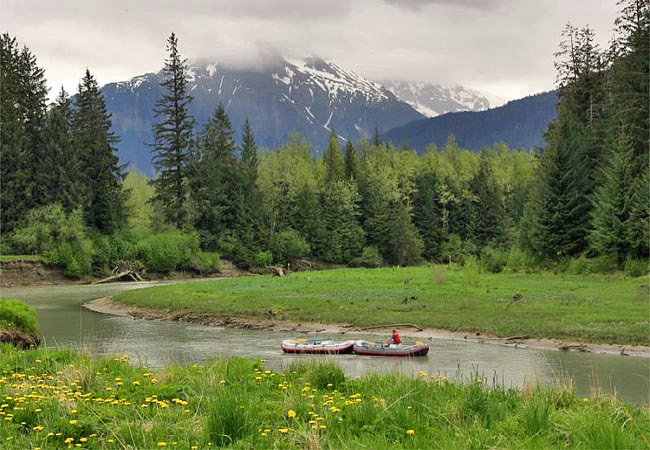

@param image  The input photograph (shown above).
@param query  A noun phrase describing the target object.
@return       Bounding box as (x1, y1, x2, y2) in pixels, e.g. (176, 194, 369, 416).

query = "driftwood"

(505, 335, 529, 341)
(558, 343, 589, 352)
(92, 271, 139, 285)
(357, 323, 423, 332)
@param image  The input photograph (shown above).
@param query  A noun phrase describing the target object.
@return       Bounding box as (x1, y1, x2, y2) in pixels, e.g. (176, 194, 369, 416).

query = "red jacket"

(392, 332, 401, 344)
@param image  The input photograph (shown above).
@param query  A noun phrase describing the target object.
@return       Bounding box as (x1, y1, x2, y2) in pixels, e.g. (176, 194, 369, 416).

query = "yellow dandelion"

(406, 429, 415, 436)
(287, 409, 296, 418)
(69, 419, 77, 425)
(582, 397, 589, 402)
(278, 428, 289, 433)
(157, 442, 167, 447)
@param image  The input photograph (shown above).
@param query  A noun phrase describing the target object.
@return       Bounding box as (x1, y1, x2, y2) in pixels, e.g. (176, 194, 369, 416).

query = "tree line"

(0, 0, 647, 276)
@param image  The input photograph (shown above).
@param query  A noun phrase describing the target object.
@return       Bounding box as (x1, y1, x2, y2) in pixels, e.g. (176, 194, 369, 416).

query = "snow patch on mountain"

(381, 80, 491, 117)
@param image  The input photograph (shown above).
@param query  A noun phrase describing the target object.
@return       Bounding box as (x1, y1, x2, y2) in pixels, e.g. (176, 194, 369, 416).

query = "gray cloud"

(4, 0, 618, 103)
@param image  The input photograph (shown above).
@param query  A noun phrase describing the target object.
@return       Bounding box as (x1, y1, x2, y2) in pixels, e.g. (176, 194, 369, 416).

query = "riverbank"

(84, 296, 650, 358)
(0, 257, 249, 288)
(110, 266, 650, 347)
(1, 347, 648, 449)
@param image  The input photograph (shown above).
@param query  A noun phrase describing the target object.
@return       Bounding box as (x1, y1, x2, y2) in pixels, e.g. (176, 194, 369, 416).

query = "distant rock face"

(382, 91, 558, 153)
(380, 80, 491, 117)
(101, 56, 423, 175)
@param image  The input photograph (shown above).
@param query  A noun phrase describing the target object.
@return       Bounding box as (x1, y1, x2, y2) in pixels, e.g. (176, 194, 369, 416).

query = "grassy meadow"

(1, 347, 649, 449)
(114, 266, 650, 345)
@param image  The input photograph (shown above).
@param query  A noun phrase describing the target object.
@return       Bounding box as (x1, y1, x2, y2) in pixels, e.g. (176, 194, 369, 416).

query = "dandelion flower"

(278, 428, 289, 433)
(69, 419, 77, 425)
(157, 443, 167, 447)
(406, 429, 415, 436)
(582, 397, 589, 402)
(287, 409, 296, 418)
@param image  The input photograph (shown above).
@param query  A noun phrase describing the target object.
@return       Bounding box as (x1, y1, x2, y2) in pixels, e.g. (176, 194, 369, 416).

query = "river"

(3, 280, 648, 405)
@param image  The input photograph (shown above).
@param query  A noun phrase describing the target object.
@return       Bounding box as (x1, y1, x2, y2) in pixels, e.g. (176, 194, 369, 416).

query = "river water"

(2, 280, 648, 405)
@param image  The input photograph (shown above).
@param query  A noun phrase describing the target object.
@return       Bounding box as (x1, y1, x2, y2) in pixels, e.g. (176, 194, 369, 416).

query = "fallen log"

(505, 335, 529, 341)
(357, 323, 423, 332)
(92, 271, 135, 284)
(558, 343, 589, 352)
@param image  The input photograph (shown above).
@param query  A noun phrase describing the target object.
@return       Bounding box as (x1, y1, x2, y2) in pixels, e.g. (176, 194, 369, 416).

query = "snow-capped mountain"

(380, 81, 491, 117)
(102, 56, 423, 175)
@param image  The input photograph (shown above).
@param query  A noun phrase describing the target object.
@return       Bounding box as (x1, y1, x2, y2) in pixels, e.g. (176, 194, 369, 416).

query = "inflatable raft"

(281, 338, 356, 354)
(352, 340, 429, 357)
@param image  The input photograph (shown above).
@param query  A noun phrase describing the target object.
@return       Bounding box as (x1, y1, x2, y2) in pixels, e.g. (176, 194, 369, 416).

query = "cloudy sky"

(5, 0, 619, 104)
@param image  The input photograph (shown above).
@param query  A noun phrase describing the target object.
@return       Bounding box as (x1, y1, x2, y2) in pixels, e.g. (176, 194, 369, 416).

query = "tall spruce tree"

(0, 34, 48, 232)
(589, 129, 636, 264)
(188, 104, 236, 249)
(41, 87, 81, 210)
(73, 69, 126, 232)
(344, 140, 359, 181)
(413, 170, 447, 260)
(151, 32, 194, 228)
(469, 152, 506, 249)
(322, 130, 344, 184)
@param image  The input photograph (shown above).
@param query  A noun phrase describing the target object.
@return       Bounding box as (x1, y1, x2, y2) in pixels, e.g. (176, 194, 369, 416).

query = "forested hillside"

(0, 0, 647, 278)
(382, 91, 558, 153)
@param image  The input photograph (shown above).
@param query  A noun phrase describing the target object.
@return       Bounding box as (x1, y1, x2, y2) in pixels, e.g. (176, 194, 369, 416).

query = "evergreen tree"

(344, 140, 359, 181)
(188, 104, 236, 249)
(0, 34, 48, 232)
(413, 170, 446, 260)
(625, 167, 650, 258)
(151, 32, 194, 228)
(469, 152, 506, 248)
(388, 200, 423, 266)
(589, 129, 636, 264)
(373, 126, 382, 147)
(320, 180, 365, 264)
(41, 87, 81, 210)
(322, 130, 344, 184)
(73, 69, 126, 232)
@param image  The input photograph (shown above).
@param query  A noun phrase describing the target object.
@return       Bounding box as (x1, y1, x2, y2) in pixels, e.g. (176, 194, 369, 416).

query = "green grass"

(0, 298, 40, 336)
(114, 265, 650, 345)
(0, 254, 44, 262)
(1, 348, 648, 449)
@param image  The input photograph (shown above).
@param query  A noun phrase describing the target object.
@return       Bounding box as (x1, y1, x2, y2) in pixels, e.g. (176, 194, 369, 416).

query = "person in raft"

(388, 330, 401, 346)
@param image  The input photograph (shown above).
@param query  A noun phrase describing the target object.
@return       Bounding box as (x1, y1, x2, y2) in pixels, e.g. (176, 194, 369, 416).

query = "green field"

(0, 255, 45, 262)
(1, 348, 648, 449)
(114, 266, 650, 345)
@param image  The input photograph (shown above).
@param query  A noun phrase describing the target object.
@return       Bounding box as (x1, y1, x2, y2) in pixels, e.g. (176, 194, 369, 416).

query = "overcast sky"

(4, 0, 619, 104)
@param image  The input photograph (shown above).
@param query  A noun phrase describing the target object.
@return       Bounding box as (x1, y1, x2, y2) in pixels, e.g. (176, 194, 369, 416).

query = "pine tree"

(344, 140, 359, 181)
(320, 180, 365, 264)
(469, 152, 506, 249)
(73, 69, 126, 232)
(322, 130, 344, 184)
(589, 129, 636, 264)
(625, 167, 650, 258)
(413, 170, 446, 260)
(41, 87, 81, 210)
(188, 104, 236, 249)
(388, 200, 423, 266)
(151, 32, 194, 228)
(0, 34, 48, 232)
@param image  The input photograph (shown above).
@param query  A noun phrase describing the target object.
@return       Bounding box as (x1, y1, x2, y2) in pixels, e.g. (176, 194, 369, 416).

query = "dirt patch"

(0, 259, 73, 287)
(83, 297, 650, 358)
(0, 329, 41, 349)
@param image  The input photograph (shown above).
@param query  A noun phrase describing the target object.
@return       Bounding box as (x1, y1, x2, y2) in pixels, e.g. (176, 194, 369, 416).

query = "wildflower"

(150, 378, 159, 384)
(69, 419, 77, 425)
(65, 438, 74, 444)
(220, 380, 226, 385)
(288, 409, 296, 418)
(319, 425, 327, 429)
(79, 438, 88, 443)
(406, 429, 415, 436)
(582, 397, 589, 402)
(278, 428, 289, 433)
(157, 443, 167, 447)
(418, 371, 427, 377)
(132, 381, 140, 386)
(108, 439, 114, 443)
(33, 425, 44, 431)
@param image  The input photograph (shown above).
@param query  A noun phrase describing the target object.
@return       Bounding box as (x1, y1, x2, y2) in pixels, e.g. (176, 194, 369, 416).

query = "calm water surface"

(3, 280, 648, 405)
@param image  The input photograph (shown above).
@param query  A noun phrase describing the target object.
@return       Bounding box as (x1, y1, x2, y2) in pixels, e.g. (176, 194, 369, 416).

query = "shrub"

(625, 258, 649, 277)
(463, 255, 480, 286)
(350, 246, 383, 268)
(45, 241, 93, 278)
(481, 246, 507, 273)
(0, 298, 39, 336)
(189, 251, 221, 274)
(255, 250, 273, 267)
(136, 231, 201, 273)
(271, 229, 310, 264)
(441, 234, 464, 265)
(505, 246, 538, 272)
